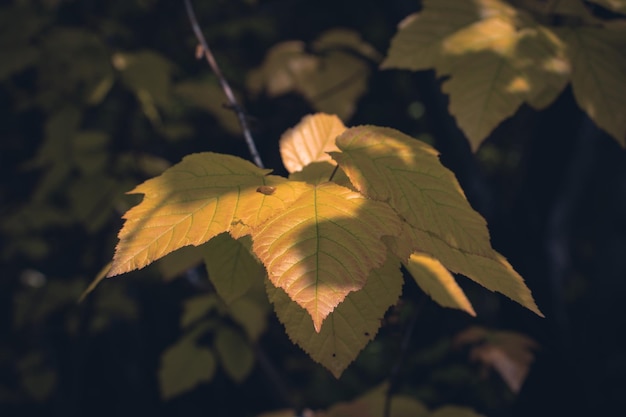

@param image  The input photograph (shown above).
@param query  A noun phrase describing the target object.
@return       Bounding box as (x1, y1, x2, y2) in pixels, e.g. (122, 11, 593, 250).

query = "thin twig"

(184, 0, 265, 168)
(383, 298, 423, 417)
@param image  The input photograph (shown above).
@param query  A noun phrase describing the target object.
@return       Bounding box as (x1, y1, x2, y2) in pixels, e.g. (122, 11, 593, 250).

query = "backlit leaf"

(405, 252, 476, 316)
(279, 113, 346, 173)
(558, 27, 626, 146)
(202, 233, 265, 304)
(331, 126, 495, 259)
(253, 182, 402, 331)
(267, 257, 403, 377)
(383, 0, 571, 148)
(108, 152, 304, 277)
(395, 224, 543, 317)
(320, 384, 428, 417)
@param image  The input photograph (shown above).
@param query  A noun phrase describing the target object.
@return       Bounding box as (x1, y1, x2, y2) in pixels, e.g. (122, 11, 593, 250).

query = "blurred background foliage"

(1, 1, 626, 416)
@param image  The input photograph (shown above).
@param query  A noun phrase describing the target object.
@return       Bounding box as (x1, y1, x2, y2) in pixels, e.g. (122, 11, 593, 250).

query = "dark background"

(1, 1, 625, 416)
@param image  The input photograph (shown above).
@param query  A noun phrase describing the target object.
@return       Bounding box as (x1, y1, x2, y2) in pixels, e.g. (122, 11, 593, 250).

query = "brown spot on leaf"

(256, 185, 276, 195)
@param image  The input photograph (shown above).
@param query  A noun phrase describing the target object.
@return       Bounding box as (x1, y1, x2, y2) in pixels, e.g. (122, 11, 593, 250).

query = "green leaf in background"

(214, 326, 255, 383)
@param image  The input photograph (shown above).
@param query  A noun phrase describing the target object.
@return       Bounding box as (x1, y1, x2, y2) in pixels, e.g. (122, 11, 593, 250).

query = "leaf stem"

(328, 164, 340, 182)
(183, 0, 265, 169)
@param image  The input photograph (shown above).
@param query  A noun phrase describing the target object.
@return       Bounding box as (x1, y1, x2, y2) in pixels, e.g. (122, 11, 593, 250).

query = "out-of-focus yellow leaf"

(158, 325, 216, 400)
(557, 27, 626, 146)
(279, 113, 346, 173)
(587, 0, 626, 14)
(382, 0, 571, 149)
(253, 182, 402, 331)
(107, 153, 306, 277)
(405, 252, 475, 316)
(455, 326, 539, 393)
(396, 224, 543, 317)
(202, 233, 265, 304)
(430, 406, 485, 417)
(248, 29, 376, 120)
(332, 126, 494, 259)
(267, 257, 403, 377)
(214, 326, 255, 382)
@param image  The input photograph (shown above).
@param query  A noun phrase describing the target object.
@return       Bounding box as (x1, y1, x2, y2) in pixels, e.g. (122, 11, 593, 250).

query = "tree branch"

(183, 0, 265, 169)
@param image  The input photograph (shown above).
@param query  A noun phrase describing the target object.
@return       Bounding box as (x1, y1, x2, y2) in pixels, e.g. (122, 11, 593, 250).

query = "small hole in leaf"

(364, 332, 370, 336)
(332, 353, 336, 357)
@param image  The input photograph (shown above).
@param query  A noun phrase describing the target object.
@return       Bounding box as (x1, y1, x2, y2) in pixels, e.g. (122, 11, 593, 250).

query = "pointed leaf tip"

(252, 182, 402, 331)
(107, 152, 304, 277)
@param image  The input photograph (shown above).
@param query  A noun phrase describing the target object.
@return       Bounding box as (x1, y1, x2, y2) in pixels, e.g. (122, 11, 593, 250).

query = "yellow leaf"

(248, 30, 376, 120)
(289, 161, 351, 188)
(383, 0, 571, 148)
(266, 257, 403, 377)
(279, 113, 346, 173)
(202, 233, 265, 304)
(396, 224, 543, 317)
(331, 126, 495, 260)
(405, 252, 476, 316)
(108, 153, 304, 277)
(455, 326, 539, 393)
(253, 182, 402, 331)
(558, 27, 626, 146)
(587, 0, 626, 14)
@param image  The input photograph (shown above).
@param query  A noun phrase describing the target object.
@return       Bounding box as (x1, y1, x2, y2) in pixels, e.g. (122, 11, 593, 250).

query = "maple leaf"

(331, 125, 542, 316)
(107, 152, 305, 277)
(266, 257, 403, 377)
(405, 252, 475, 316)
(252, 182, 402, 331)
(331, 126, 494, 258)
(279, 113, 346, 173)
(382, 0, 571, 149)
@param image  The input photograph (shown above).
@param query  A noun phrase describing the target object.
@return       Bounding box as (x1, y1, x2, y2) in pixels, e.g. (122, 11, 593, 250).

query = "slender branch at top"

(183, 0, 265, 169)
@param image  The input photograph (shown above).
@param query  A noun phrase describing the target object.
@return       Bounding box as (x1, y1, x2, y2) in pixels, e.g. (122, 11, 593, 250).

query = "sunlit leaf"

(289, 161, 351, 188)
(267, 257, 403, 377)
(557, 27, 626, 146)
(396, 224, 543, 317)
(253, 182, 402, 331)
(202, 233, 265, 304)
(331, 126, 495, 259)
(405, 252, 475, 316)
(108, 152, 305, 277)
(279, 113, 346, 173)
(214, 326, 255, 382)
(383, 0, 571, 148)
